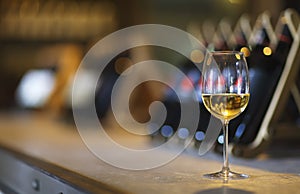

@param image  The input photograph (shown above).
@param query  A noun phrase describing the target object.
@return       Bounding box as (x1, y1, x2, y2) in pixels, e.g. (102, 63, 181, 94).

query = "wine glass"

(201, 51, 250, 180)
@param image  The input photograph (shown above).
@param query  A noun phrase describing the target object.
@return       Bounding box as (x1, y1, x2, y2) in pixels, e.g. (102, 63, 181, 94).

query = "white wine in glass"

(201, 51, 250, 180)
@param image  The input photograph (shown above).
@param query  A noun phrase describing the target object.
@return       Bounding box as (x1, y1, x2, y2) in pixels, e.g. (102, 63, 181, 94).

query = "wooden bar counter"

(0, 112, 299, 194)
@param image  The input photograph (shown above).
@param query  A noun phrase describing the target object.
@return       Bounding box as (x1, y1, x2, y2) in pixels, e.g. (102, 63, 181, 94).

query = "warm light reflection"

(235, 54, 241, 60)
(240, 47, 250, 57)
(190, 49, 204, 63)
(263, 46, 272, 56)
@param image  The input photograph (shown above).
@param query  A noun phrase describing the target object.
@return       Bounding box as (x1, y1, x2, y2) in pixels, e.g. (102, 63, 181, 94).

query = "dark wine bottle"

(229, 12, 295, 157)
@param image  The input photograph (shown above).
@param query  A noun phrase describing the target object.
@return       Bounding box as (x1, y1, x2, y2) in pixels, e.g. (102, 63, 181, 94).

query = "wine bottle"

(229, 11, 296, 157)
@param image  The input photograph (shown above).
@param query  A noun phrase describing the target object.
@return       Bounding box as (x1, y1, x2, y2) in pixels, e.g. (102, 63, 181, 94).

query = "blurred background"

(0, 0, 300, 159)
(1, 0, 299, 108)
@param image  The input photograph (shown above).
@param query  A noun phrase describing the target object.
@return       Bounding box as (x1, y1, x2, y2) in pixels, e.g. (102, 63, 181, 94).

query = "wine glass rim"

(208, 51, 244, 55)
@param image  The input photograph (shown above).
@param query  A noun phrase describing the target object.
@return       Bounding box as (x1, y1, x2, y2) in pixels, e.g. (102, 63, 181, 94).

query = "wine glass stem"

(222, 120, 230, 176)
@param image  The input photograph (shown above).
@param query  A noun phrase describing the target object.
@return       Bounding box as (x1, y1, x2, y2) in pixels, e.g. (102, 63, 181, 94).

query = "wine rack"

(154, 9, 300, 157)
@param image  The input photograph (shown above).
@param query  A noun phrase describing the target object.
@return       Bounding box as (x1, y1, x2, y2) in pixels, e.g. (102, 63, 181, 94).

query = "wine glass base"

(203, 169, 249, 180)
